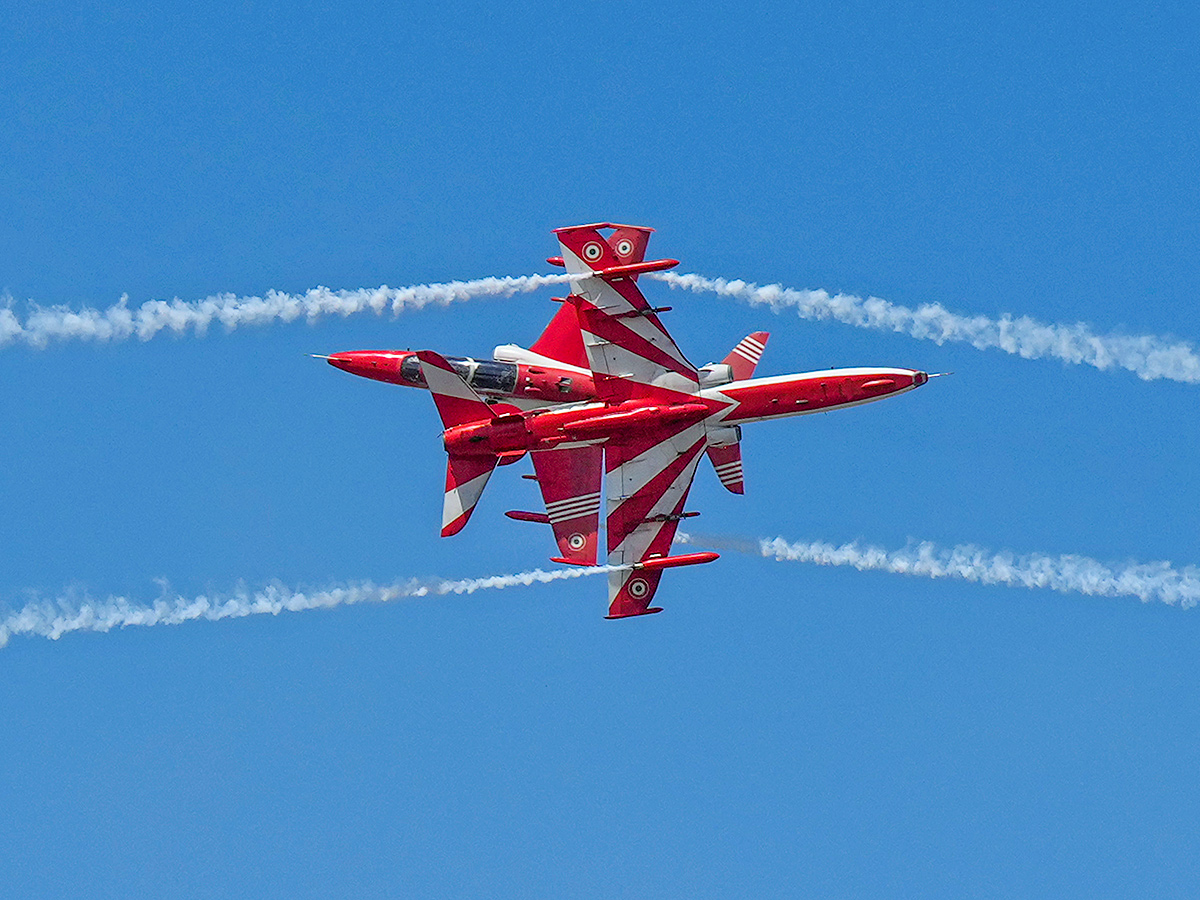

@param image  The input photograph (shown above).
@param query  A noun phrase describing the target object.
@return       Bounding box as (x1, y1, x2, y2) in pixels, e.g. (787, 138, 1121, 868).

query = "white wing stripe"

(547, 502, 602, 523)
(550, 508, 599, 525)
(549, 506, 600, 523)
(545, 492, 602, 515)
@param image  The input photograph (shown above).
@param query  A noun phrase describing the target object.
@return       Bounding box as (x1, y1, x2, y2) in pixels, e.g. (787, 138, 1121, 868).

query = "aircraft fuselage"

(440, 366, 927, 457)
(327, 350, 597, 406)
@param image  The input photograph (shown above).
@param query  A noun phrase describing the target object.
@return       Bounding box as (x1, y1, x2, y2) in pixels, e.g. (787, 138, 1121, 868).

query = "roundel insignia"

(627, 578, 650, 600)
(567, 533, 587, 551)
(615, 238, 634, 257)
(582, 241, 604, 262)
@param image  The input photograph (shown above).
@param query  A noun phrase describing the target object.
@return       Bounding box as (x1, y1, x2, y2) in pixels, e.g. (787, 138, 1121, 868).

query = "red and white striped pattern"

(531, 445, 603, 565)
(546, 491, 602, 524)
(416, 350, 496, 428)
(713, 458, 743, 488)
(720, 331, 770, 381)
(556, 225, 699, 400)
(705, 444, 745, 494)
(441, 455, 497, 536)
(732, 335, 765, 364)
(604, 421, 709, 617)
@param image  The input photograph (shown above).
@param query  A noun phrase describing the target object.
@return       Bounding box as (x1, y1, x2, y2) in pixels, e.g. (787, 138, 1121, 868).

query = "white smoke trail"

(0, 565, 612, 648)
(655, 272, 1200, 384)
(0, 274, 578, 350)
(689, 532, 1200, 608)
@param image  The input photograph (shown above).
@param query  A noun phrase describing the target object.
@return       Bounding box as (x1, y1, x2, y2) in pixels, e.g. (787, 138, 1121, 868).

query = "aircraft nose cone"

(327, 351, 362, 375)
(914, 370, 929, 386)
(323, 350, 409, 384)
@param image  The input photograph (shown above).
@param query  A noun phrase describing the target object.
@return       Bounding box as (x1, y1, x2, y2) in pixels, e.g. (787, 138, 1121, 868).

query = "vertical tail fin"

(721, 332, 770, 381)
(528, 302, 589, 369)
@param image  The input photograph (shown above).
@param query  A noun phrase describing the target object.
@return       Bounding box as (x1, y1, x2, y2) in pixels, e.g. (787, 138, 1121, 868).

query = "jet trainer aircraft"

(325, 223, 932, 619)
(321, 225, 767, 415)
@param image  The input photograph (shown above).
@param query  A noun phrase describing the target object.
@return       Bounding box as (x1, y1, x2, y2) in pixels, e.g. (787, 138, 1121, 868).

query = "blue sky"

(3, 2, 1199, 896)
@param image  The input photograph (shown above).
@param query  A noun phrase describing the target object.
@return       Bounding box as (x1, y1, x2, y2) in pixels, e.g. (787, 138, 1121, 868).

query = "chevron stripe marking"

(607, 435, 707, 553)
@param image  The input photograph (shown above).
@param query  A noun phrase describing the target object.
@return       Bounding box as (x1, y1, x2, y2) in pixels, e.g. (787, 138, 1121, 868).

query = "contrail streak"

(0, 566, 611, 648)
(679, 533, 1200, 608)
(0, 274, 577, 349)
(13, 267, 1197, 385)
(655, 272, 1200, 384)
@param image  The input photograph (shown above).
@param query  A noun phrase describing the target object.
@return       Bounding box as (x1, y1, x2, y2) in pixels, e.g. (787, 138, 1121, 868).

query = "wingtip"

(605, 607, 663, 620)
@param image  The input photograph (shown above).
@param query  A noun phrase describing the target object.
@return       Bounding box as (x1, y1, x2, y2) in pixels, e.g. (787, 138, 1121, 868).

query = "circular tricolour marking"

(627, 578, 650, 600)
(567, 532, 587, 551)
(582, 241, 604, 262)
(615, 238, 634, 257)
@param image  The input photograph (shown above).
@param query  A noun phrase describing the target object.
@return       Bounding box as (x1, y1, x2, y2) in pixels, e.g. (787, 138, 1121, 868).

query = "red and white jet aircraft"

(322, 224, 766, 414)
(327, 223, 932, 619)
